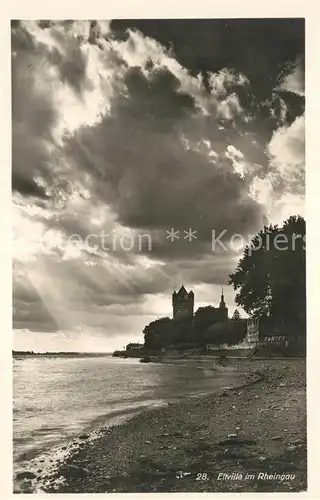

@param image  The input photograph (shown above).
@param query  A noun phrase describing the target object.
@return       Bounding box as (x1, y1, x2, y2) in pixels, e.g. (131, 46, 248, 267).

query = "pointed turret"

(177, 285, 187, 296)
(219, 287, 226, 309)
(219, 287, 228, 320)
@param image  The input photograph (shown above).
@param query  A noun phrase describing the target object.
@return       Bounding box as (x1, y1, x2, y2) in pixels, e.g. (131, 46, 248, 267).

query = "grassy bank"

(45, 359, 306, 493)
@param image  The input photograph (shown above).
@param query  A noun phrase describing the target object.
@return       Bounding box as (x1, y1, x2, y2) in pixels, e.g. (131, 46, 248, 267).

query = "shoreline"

(37, 358, 306, 493)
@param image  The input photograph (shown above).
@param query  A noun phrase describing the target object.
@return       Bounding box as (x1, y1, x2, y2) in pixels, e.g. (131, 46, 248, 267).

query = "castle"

(172, 285, 228, 321)
(172, 285, 194, 320)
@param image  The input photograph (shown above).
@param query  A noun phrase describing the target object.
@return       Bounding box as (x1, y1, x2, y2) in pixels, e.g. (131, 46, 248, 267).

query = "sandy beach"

(36, 358, 307, 494)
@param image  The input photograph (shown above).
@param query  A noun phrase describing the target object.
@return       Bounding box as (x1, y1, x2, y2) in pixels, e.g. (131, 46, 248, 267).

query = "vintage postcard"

(5, 6, 315, 497)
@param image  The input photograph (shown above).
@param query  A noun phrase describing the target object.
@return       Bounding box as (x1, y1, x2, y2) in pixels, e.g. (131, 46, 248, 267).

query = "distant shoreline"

(12, 351, 112, 358)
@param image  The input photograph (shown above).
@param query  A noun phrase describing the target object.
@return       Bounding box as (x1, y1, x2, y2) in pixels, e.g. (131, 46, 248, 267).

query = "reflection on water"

(13, 356, 241, 468)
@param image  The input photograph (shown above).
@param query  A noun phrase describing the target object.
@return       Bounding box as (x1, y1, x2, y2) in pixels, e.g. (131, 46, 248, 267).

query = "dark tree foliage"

(143, 317, 174, 350)
(194, 306, 221, 330)
(228, 215, 306, 339)
(143, 316, 195, 350)
(205, 319, 247, 346)
(192, 306, 223, 344)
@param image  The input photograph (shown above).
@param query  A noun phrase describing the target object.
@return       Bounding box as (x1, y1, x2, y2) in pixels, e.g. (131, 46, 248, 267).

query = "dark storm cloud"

(13, 281, 59, 332)
(124, 66, 195, 120)
(110, 18, 305, 101)
(11, 24, 58, 199)
(272, 88, 305, 124)
(64, 63, 264, 261)
(12, 20, 90, 94)
(12, 172, 49, 198)
(158, 255, 238, 287)
(13, 301, 59, 332)
(13, 278, 41, 305)
(47, 33, 90, 94)
(110, 19, 305, 143)
(11, 21, 91, 201)
(69, 264, 147, 305)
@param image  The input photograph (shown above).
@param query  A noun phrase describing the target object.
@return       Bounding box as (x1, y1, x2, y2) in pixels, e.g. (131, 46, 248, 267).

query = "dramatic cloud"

(12, 19, 305, 350)
(279, 59, 305, 97)
(268, 115, 305, 194)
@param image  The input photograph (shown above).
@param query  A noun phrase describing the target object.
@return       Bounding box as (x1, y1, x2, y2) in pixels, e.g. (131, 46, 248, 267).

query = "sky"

(12, 19, 305, 352)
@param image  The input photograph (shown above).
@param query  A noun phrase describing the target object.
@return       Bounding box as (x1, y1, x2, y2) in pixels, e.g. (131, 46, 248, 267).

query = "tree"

(143, 317, 173, 350)
(193, 306, 220, 329)
(193, 306, 221, 345)
(143, 316, 195, 350)
(232, 309, 241, 320)
(228, 215, 306, 340)
(205, 320, 247, 346)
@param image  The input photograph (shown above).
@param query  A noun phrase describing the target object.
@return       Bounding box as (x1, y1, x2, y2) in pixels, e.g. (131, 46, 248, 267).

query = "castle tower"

(219, 287, 228, 321)
(172, 285, 194, 320)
